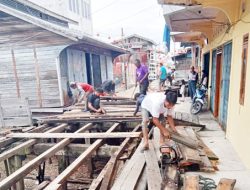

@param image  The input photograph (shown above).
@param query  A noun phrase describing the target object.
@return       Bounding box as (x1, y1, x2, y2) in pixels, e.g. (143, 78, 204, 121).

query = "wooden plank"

(0, 124, 48, 149)
(44, 123, 120, 190)
(33, 181, 50, 190)
(0, 124, 66, 163)
(30, 143, 119, 157)
(111, 142, 145, 190)
(99, 125, 140, 190)
(176, 127, 202, 164)
(135, 165, 147, 190)
(183, 175, 199, 190)
(7, 132, 141, 139)
(11, 49, 21, 98)
(144, 141, 162, 190)
(0, 123, 93, 190)
(33, 47, 42, 107)
(216, 178, 236, 190)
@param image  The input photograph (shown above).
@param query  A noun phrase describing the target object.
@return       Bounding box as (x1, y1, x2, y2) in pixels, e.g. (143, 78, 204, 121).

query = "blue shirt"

(160, 66, 167, 80)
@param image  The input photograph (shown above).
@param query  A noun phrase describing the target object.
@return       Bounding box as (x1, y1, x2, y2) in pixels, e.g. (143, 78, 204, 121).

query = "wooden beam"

(42, 117, 141, 124)
(44, 123, 120, 190)
(0, 125, 49, 150)
(99, 125, 140, 190)
(0, 123, 86, 190)
(11, 49, 20, 98)
(0, 124, 67, 163)
(33, 47, 42, 107)
(28, 143, 119, 157)
(7, 132, 141, 139)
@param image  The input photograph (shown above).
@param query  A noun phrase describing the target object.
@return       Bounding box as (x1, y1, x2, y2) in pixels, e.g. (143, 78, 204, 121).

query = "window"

(239, 34, 249, 105)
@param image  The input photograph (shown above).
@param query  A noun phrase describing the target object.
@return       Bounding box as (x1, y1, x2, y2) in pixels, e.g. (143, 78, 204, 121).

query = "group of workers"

(69, 59, 179, 152)
(69, 79, 115, 114)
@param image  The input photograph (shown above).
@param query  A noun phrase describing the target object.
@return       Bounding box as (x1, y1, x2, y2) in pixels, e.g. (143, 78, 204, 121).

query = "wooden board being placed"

(176, 127, 202, 164)
(217, 178, 236, 190)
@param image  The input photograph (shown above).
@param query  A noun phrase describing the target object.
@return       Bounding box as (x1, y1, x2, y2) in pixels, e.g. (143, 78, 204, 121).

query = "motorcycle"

(190, 85, 207, 114)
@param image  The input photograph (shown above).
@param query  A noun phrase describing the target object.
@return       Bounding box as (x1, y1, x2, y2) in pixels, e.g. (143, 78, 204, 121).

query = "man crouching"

(140, 91, 177, 151)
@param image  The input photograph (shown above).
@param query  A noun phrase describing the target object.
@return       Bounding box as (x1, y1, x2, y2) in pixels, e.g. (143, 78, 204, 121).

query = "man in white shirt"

(141, 91, 177, 151)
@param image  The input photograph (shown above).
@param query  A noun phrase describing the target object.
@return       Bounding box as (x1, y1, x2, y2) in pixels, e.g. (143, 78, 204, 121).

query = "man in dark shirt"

(101, 80, 116, 96)
(87, 88, 106, 114)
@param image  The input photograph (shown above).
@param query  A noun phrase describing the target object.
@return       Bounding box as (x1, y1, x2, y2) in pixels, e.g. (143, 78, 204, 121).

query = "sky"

(91, 0, 166, 45)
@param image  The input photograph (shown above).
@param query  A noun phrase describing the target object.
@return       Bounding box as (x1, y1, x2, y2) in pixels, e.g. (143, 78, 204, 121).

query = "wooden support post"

(8, 156, 25, 190)
(43, 123, 120, 190)
(0, 123, 90, 190)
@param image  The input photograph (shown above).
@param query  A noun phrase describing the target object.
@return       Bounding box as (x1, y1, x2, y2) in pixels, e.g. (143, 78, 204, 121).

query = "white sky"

(91, 0, 166, 45)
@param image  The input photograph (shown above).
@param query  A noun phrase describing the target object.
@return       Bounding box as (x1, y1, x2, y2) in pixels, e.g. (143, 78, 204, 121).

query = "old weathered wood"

(33, 47, 42, 107)
(183, 175, 199, 190)
(44, 123, 120, 190)
(7, 132, 141, 139)
(0, 123, 93, 190)
(42, 117, 141, 124)
(0, 124, 67, 163)
(99, 125, 140, 190)
(33, 181, 50, 190)
(0, 125, 48, 149)
(175, 127, 202, 164)
(29, 143, 119, 157)
(134, 165, 147, 190)
(8, 156, 25, 190)
(216, 178, 236, 190)
(111, 142, 145, 190)
(171, 132, 199, 149)
(144, 141, 162, 190)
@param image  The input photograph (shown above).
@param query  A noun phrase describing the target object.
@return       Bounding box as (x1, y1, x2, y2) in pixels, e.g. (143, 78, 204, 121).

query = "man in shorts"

(141, 91, 177, 151)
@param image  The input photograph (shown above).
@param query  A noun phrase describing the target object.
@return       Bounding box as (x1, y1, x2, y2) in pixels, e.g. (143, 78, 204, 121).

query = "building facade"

(159, 0, 250, 169)
(26, 0, 93, 34)
(0, 0, 125, 109)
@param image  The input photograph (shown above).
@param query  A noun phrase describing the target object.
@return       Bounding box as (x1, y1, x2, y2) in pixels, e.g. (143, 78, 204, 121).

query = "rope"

(199, 175, 217, 190)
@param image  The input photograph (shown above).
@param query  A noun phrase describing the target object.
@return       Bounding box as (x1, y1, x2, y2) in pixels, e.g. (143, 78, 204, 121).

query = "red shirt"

(77, 83, 93, 92)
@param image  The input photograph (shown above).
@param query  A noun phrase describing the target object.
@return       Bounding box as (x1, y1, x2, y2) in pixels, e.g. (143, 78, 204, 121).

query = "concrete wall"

(202, 1, 250, 169)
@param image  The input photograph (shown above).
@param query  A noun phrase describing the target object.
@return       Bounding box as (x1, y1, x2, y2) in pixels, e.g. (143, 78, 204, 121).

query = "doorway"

(85, 53, 92, 85)
(91, 54, 102, 87)
(203, 52, 210, 87)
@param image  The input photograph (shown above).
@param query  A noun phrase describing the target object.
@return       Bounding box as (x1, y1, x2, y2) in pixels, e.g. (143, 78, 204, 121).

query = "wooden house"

(0, 0, 126, 108)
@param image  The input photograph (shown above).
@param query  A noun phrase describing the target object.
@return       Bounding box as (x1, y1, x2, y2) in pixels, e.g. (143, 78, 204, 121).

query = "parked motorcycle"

(190, 85, 207, 114)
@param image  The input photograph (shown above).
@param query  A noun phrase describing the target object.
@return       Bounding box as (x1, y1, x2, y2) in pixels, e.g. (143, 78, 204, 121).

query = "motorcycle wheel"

(190, 101, 203, 115)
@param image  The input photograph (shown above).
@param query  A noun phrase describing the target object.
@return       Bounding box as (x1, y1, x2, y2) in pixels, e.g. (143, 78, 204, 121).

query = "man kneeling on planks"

(140, 91, 177, 151)
(87, 88, 106, 114)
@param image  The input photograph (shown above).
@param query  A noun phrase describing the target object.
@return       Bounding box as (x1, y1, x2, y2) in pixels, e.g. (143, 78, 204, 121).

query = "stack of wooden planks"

(109, 126, 219, 190)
